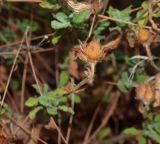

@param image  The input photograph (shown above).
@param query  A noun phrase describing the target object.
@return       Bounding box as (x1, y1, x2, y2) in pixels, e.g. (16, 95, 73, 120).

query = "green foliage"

(94, 20, 110, 39)
(28, 106, 43, 119)
(74, 95, 81, 104)
(0, 28, 17, 43)
(123, 127, 142, 135)
(16, 18, 40, 33)
(108, 5, 132, 27)
(11, 79, 20, 91)
(143, 114, 160, 143)
(52, 32, 62, 45)
(98, 128, 111, 140)
(0, 103, 11, 115)
(117, 72, 133, 93)
(39, 1, 60, 10)
(25, 83, 73, 119)
(51, 12, 71, 29)
(135, 74, 148, 84)
(137, 136, 147, 144)
(59, 71, 69, 87)
(71, 10, 91, 25)
(136, 1, 148, 25)
(25, 97, 38, 107)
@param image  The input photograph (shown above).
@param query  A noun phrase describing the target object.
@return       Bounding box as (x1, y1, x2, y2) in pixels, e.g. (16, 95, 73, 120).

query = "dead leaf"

(92, 0, 100, 12)
(137, 27, 151, 43)
(28, 124, 43, 144)
(136, 82, 154, 104)
(68, 51, 79, 79)
(103, 32, 122, 51)
(153, 73, 160, 107)
(126, 30, 136, 48)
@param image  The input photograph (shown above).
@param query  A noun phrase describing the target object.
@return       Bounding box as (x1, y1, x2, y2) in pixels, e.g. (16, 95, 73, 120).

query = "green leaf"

(11, 79, 20, 90)
(25, 97, 38, 107)
(108, 5, 132, 27)
(52, 34, 61, 45)
(51, 12, 71, 29)
(94, 20, 110, 39)
(43, 84, 49, 95)
(47, 107, 58, 115)
(59, 97, 67, 104)
(51, 21, 70, 29)
(59, 71, 69, 87)
(28, 106, 43, 119)
(72, 9, 91, 24)
(135, 1, 148, 25)
(32, 84, 42, 95)
(58, 105, 74, 114)
(117, 80, 128, 93)
(123, 127, 141, 135)
(47, 91, 57, 98)
(74, 95, 81, 104)
(39, 1, 60, 9)
(137, 136, 147, 144)
(117, 72, 133, 93)
(56, 88, 66, 95)
(98, 128, 111, 140)
(38, 96, 50, 106)
(136, 74, 148, 84)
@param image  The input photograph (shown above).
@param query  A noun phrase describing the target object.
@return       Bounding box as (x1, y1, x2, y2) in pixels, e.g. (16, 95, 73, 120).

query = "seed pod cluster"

(136, 73, 160, 111)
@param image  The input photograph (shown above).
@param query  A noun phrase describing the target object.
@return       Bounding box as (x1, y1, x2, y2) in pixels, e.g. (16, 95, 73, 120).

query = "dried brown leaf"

(68, 51, 79, 79)
(103, 32, 122, 51)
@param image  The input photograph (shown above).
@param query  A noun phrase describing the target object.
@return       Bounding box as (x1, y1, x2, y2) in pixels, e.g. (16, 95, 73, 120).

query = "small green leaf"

(123, 127, 141, 135)
(117, 80, 128, 93)
(58, 105, 74, 114)
(59, 71, 69, 87)
(136, 74, 148, 84)
(32, 84, 42, 94)
(108, 5, 132, 27)
(43, 84, 49, 95)
(94, 20, 110, 39)
(39, 1, 58, 9)
(28, 106, 43, 119)
(137, 136, 147, 144)
(98, 128, 111, 140)
(47, 91, 57, 98)
(11, 79, 20, 90)
(47, 107, 58, 115)
(74, 95, 81, 103)
(51, 21, 70, 29)
(59, 96, 68, 103)
(51, 12, 71, 29)
(72, 9, 91, 24)
(56, 88, 66, 95)
(52, 34, 61, 45)
(25, 97, 38, 107)
(38, 96, 49, 106)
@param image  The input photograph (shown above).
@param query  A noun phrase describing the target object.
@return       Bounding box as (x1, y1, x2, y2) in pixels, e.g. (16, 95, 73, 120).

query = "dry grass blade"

(0, 27, 29, 108)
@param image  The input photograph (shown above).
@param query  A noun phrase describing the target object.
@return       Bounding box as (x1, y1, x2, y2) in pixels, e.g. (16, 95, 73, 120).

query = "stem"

(144, 44, 160, 71)
(89, 62, 96, 84)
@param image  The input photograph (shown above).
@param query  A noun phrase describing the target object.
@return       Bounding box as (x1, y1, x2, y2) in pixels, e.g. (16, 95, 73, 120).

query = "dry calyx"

(73, 32, 122, 84)
(136, 73, 160, 112)
(136, 27, 160, 71)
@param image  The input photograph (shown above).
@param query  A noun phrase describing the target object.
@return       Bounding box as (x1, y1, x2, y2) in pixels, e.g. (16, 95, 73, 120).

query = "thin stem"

(144, 44, 160, 71)
(0, 27, 29, 108)
(66, 79, 75, 143)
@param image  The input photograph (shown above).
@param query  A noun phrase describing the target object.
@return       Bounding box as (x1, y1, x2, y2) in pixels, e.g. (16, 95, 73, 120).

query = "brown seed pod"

(84, 39, 101, 62)
(152, 73, 160, 107)
(136, 82, 154, 105)
(137, 27, 151, 43)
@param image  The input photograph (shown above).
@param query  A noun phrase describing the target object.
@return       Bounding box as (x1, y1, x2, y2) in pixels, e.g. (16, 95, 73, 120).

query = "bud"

(137, 27, 151, 43)
(84, 39, 101, 62)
